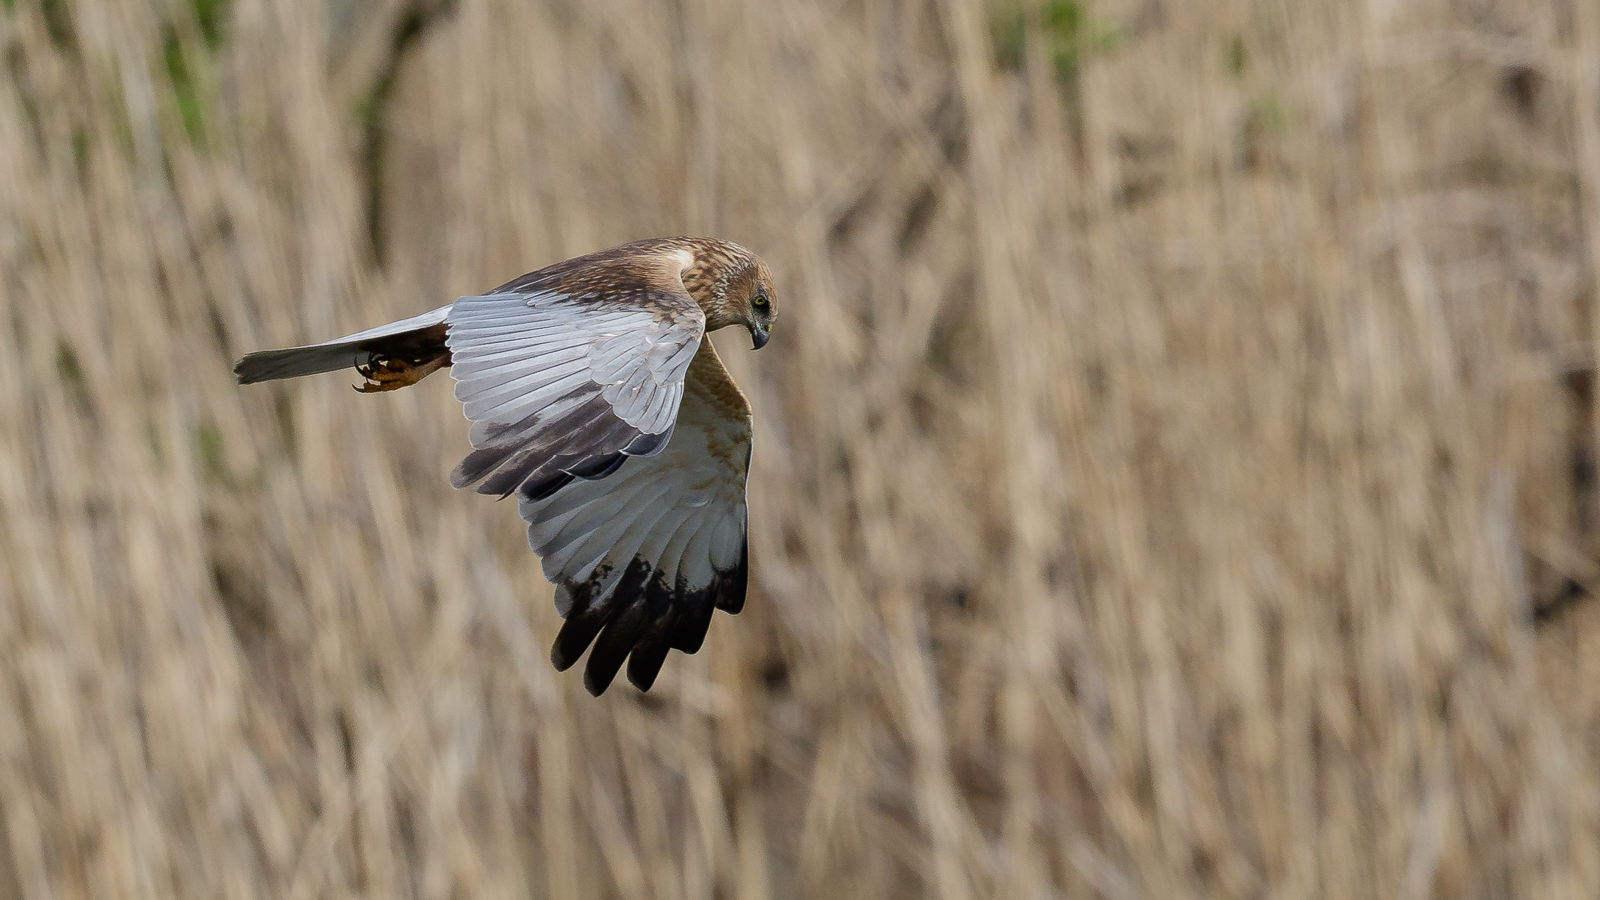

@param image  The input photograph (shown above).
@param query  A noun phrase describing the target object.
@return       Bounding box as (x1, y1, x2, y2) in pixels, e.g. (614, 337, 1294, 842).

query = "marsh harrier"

(235, 238, 776, 695)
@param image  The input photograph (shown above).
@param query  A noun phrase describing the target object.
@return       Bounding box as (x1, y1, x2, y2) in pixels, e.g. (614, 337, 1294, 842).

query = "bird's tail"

(234, 304, 454, 387)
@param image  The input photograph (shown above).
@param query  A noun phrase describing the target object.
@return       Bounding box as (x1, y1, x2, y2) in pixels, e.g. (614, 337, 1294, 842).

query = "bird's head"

(738, 261, 778, 350)
(682, 240, 779, 350)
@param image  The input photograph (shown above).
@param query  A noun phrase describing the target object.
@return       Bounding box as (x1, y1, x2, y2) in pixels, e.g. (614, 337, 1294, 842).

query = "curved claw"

(354, 352, 448, 393)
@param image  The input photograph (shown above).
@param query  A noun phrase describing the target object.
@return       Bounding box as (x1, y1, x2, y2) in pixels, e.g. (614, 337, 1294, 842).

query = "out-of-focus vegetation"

(4, 0, 1600, 897)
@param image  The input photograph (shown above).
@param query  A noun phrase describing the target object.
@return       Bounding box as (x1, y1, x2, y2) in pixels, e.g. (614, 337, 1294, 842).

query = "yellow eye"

(752, 293, 768, 309)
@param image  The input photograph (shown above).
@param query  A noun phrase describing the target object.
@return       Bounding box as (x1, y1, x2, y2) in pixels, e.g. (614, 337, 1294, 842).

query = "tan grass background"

(5, 0, 1600, 896)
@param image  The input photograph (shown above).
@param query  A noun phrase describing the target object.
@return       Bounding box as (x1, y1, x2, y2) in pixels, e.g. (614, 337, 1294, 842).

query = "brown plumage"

(235, 238, 779, 695)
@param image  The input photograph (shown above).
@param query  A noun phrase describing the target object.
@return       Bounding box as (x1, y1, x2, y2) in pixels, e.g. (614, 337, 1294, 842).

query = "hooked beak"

(750, 323, 770, 350)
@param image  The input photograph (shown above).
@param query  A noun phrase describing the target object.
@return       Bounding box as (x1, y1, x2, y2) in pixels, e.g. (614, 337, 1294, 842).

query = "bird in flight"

(235, 238, 778, 695)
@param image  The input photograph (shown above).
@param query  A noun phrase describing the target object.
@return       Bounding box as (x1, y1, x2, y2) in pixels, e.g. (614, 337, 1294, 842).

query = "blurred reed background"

(4, 0, 1600, 896)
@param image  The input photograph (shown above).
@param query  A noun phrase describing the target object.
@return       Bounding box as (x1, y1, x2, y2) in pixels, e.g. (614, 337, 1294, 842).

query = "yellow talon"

(355, 353, 448, 393)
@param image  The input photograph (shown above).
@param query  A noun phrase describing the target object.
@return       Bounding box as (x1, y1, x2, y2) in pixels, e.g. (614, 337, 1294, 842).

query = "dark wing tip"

(667, 577, 719, 654)
(552, 606, 606, 672)
(580, 562, 654, 695)
(548, 543, 749, 695)
(714, 537, 749, 614)
(625, 633, 674, 692)
(583, 616, 642, 696)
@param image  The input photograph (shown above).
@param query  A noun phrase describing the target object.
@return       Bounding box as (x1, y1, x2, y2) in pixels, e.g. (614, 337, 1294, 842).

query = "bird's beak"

(750, 323, 770, 350)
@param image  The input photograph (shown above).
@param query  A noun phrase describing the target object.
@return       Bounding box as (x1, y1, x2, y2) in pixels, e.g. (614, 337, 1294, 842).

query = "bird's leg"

(355, 351, 448, 393)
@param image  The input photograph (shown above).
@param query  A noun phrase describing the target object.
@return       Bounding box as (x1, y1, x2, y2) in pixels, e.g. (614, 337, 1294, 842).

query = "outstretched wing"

(445, 250, 704, 501)
(518, 343, 751, 695)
